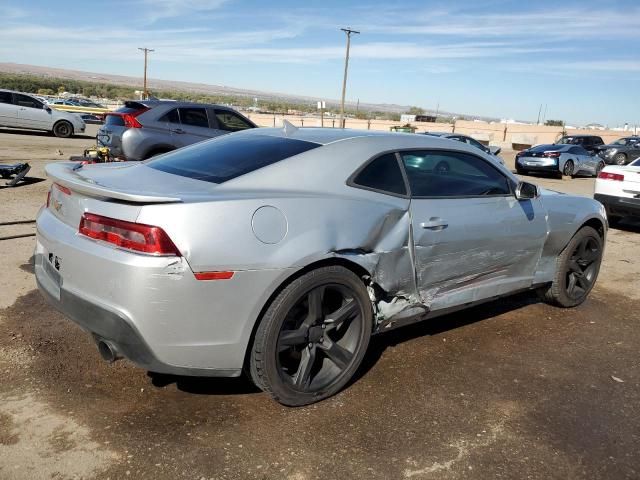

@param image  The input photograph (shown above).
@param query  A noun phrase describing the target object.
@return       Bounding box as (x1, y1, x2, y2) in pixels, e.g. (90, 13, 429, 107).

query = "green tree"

(407, 106, 425, 115)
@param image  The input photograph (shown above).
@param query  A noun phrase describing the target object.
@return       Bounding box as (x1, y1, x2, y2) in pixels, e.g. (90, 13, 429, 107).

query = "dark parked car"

(555, 135, 604, 153)
(97, 100, 257, 160)
(423, 132, 503, 163)
(596, 136, 640, 165)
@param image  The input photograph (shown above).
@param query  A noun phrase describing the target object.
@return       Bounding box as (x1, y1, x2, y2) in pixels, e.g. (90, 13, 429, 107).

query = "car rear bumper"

(594, 193, 640, 219)
(516, 158, 559, 172)
(35, 207, 292, 376)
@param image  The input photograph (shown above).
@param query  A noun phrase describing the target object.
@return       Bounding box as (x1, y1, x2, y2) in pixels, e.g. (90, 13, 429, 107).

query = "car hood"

(53, 109, 85, 125)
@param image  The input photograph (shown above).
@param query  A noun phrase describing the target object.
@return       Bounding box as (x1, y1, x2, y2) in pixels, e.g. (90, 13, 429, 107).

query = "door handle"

(171, 128, 185, 134)
(420, 218, 448, 230)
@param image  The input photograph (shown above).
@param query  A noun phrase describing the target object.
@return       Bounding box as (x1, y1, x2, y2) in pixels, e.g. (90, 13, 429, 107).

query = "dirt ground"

(0, 127, 639, 479)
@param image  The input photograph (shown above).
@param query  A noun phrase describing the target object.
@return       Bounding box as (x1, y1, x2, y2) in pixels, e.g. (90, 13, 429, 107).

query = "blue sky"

(1, 0, 638, 126)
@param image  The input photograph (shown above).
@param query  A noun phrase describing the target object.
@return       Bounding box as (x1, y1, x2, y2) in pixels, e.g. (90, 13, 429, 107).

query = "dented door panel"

(410, 196, 548, 310)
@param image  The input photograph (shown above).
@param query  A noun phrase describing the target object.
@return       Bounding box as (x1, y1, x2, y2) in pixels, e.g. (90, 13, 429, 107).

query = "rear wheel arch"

(241, 257, 372, 373)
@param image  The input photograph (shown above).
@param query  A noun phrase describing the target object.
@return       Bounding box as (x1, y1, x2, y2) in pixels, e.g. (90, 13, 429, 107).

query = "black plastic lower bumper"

(595, 193, 640, 219)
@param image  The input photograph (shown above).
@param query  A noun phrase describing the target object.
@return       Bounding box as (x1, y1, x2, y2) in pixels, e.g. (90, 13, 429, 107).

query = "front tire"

(250, 266, 373, 406)
(537, 226, 603, 307)
(613, 153, 627, 165)
(53, 120, 73, 138)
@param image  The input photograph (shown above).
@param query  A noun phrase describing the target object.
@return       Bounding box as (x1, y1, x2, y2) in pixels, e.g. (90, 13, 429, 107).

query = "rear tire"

(537, 226, 603, 308)
(249, 266, 372, 406)
(52, 120, 73, 138)
(562, 160, 575, 178)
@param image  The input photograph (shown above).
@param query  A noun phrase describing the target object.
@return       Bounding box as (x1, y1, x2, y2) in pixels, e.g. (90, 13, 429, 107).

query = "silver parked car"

(0, 89, 86, 138)
(516, 144, 605, 178)
(97, 100, 257, 160)
(36, 127, 607, 406)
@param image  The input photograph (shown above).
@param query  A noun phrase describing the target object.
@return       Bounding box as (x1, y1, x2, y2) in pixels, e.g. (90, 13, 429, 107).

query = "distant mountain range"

(0, 62, 501, 121)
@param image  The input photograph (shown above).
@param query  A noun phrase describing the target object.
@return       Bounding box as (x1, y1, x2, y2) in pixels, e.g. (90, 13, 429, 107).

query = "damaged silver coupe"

(35, 125, 607, 406)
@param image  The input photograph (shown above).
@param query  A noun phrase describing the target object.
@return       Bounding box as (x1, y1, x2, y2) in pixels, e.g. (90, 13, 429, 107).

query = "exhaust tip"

(97, 340, 121, 363)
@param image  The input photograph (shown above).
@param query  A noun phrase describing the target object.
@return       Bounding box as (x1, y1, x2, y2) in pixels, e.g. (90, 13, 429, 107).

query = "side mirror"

(515, 181, 538, 200)
(489, 146, 501, 155)
(43, 105, 51, 112)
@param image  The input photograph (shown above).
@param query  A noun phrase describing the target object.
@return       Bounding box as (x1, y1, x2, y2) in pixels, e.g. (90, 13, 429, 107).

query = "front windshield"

(612, 139, 629, 145)
(556, 137, 577, 145)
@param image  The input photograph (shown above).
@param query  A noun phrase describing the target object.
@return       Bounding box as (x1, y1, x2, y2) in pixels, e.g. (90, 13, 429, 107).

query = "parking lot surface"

(1, 127, 639, 479)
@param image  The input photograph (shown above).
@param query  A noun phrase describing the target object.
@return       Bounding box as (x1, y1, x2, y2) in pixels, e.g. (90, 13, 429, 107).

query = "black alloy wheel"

(250, 266, 372, 406)
(564, 236, 600, 300)
(537, 226, 603, 307)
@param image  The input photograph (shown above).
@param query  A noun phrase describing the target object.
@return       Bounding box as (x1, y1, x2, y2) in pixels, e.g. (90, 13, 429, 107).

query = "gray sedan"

(36, 126, 607, 406)
(516, 144, 605, 178)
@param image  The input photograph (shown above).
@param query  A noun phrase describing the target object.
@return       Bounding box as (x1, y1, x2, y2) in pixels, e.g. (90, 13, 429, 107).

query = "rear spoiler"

(45, 163, 182, 203)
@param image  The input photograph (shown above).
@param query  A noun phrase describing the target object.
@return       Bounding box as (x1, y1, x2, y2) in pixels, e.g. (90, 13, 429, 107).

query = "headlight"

(605, 149, 617, 157)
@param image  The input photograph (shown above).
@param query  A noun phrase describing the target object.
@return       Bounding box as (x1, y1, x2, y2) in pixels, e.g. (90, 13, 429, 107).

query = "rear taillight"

(78, 213, 181, 256)
(543, 152, 561, 158)
(46, 183, 71, 208)
(122, 113, 143, 128)
(598, 171, 624, 181)
(105, 107, 148, 129)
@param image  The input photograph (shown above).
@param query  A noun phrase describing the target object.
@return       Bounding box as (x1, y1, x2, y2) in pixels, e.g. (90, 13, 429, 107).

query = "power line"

(339, 28, 359, 129)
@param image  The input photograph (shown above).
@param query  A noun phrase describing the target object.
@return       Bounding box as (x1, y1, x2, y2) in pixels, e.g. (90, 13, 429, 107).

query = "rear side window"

(401, 150, 511, 198)
(352, 153, 407, 195)
(214, 109, 253, 132)
(105, 114, 125, 126)
(593, 137, 604, 145)
(158, 108, 180, 124)
(0, 92, 12, 104)
(147, 134, 320, 183)
(178, 108, 209, 128)
(569, 146, 585, 155)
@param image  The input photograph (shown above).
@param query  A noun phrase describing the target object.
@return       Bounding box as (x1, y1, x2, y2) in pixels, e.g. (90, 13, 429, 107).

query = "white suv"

(0, 89, 85, 138)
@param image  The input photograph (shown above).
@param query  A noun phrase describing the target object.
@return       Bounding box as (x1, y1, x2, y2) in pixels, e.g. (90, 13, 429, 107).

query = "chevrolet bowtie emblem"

(52, 198, 63, 212)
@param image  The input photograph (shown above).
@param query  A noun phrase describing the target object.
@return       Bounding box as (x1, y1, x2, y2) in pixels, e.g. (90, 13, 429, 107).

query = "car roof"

(125, 99, 241, 110)
(238, 126, 417, 145)
(561, 135, 601, 139)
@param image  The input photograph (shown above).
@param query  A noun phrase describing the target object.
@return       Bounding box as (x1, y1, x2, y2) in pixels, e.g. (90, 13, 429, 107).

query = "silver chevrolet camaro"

(36, 125, 607, 406)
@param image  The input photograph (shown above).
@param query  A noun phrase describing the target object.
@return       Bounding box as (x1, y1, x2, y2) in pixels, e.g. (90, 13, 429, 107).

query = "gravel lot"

(0, 126, 639, 479)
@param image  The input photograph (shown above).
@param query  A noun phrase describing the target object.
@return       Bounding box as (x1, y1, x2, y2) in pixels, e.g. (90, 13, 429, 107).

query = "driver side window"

(400, 150, 511, 198)
(14, 94, 42, 109)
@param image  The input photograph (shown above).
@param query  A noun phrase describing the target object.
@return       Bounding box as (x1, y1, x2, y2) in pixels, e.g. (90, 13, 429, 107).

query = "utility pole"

(138, 47, 154, 99)
(339, 28, 359, 128)
(536, 103, 543, 125)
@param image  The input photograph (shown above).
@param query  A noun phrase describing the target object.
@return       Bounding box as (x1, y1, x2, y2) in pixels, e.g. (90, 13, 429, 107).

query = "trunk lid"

(45, 162, 218, 229)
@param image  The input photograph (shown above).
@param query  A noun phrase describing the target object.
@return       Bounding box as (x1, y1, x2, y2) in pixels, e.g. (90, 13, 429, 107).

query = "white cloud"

(141, 0, 230, 21)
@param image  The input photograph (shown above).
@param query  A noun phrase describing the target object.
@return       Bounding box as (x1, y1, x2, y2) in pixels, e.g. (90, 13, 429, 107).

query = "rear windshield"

(104, 105, 145, 127)
(531, 144, 564, 152)
(147, 134, 320, 183)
